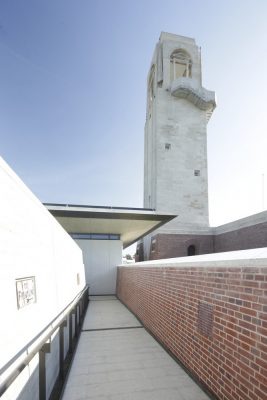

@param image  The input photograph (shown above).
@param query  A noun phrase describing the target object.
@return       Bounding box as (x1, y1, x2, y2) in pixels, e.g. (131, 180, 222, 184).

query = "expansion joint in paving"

(82, 326, 144, 332)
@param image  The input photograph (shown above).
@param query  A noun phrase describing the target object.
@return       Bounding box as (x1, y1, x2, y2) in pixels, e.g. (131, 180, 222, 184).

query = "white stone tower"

(141, 32, 216, 260)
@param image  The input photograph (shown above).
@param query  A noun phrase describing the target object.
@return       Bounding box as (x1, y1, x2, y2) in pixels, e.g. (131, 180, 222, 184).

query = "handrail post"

(75, 305, 78, 338)
(59, 320, 67, 381)
(79, 300, 82, 326)
(69, 311, 73, 354)
(39, 342, 51, 400)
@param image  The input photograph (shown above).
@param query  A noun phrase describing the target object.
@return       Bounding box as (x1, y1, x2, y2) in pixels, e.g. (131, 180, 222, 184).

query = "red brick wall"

(117, 263, 267, 400)
(135, 222, 267, 262)
(214, 223, 267, 253)
(151, 233, 214, 259)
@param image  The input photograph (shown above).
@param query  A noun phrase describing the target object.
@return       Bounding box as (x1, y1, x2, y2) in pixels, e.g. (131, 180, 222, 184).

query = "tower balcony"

(170, 77, 216, 120)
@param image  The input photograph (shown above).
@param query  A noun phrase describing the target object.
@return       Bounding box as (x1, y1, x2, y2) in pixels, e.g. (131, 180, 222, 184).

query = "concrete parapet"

(0, 157, 86, 399)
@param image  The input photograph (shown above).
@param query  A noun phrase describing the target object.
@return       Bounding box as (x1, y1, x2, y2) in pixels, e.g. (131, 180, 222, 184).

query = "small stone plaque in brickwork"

(198, 301, 213, 337)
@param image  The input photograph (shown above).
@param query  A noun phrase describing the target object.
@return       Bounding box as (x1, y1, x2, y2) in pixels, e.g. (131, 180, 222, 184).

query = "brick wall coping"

(213, 209, 267, 234)
(155, 210, 267, 236)
(119, 247, 267, 268)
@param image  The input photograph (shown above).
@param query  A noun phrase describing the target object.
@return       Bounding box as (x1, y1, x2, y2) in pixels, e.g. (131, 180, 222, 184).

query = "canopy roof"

(45, 203, 176, 248)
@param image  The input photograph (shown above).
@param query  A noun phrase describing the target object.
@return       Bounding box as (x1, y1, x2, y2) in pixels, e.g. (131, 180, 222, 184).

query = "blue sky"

(1, 0, 267, 226)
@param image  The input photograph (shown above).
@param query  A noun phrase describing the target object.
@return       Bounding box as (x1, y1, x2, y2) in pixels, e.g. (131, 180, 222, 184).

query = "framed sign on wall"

(16, 277, 36, 309)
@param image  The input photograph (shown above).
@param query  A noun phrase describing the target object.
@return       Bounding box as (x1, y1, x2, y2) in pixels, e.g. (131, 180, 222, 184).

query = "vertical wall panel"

(75, 239, 122, 294)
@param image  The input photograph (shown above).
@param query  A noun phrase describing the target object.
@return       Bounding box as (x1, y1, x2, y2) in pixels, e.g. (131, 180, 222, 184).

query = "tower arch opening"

(170, 49, 192, 81)
(147, 65, 155, 117)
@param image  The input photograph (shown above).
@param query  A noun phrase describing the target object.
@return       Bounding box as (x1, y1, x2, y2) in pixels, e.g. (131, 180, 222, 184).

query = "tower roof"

(159, 32, 196, 45)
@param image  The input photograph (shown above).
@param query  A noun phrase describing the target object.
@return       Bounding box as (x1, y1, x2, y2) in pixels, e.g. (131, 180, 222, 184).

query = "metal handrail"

(0, 285, 89, 398)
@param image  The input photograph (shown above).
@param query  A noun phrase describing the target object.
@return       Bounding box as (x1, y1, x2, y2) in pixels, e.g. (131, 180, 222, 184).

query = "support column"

(59, 320, 67, 380)
(69, 312, 73, 354)
(39, 342, 51, 400)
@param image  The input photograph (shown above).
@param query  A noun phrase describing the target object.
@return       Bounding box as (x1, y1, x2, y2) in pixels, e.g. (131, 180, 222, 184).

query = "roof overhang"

(45, 204, 176, 249)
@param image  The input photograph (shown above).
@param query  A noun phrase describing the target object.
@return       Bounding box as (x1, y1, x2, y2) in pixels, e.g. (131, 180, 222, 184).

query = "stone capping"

(157, 226, 213, 235)
(118, 247, 267, 268)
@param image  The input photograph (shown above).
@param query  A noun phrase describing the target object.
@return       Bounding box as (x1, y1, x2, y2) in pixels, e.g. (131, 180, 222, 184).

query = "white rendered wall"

(75, 239, 122, 295)
(0, 157, 86, 399)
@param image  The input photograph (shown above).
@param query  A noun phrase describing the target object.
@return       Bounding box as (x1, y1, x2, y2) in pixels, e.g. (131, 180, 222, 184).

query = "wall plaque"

(16, 277, 36, 309)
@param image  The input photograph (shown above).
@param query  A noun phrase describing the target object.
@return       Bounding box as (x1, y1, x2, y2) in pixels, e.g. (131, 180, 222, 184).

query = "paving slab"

(89, 296, 117, 301)
(61, 298, 211, 400)
(83, 299, 142, 330)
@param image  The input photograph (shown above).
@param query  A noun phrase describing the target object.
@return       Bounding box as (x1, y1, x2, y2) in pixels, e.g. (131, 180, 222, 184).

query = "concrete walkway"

(62, 296, 211, 400)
